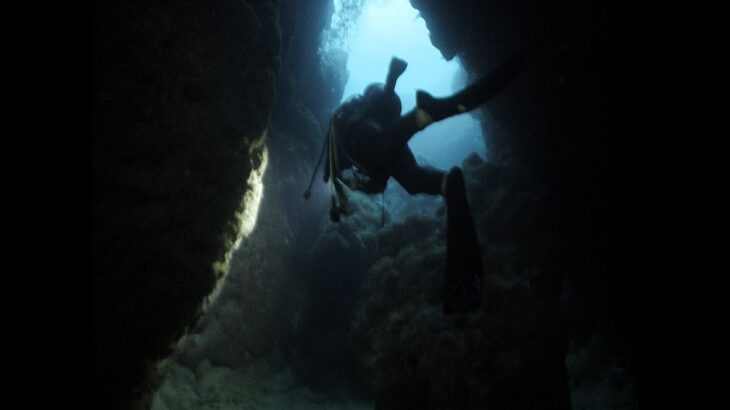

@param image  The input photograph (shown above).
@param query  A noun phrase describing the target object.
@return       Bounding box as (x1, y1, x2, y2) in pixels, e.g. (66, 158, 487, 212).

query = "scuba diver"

(304, 53, 525, 314)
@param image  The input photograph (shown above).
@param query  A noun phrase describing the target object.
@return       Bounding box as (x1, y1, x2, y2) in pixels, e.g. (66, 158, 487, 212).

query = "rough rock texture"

(351, 156, 572, 409)
(95, 0, 639, 408)
(152, 0, 355, 405)
(92, 1, 281, 408)
(152, 359, 372, 410)
(274, 0, 346, 128)
(346, 1, 640, 408)
(289, 191, 385, 394)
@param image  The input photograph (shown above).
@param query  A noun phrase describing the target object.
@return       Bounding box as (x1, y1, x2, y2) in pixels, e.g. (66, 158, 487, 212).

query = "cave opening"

(320, 0, 487, 222)
(91, 0, 640, 405)
(336, 0, 485, 170)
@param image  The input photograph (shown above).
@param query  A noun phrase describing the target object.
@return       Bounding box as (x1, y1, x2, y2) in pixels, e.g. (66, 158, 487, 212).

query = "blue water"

(337, 0, 486, 171)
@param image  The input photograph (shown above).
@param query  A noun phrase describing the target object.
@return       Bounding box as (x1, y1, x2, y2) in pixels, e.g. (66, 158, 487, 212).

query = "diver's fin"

(443, 167, 483, 315)
(385, 57, 408, 93)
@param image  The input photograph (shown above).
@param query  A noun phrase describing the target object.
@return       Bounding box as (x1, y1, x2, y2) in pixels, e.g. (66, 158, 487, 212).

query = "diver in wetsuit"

(304, 53, 525, 314)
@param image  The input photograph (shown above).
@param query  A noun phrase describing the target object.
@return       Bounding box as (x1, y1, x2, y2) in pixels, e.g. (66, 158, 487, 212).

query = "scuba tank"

(303, 57, 408, 223)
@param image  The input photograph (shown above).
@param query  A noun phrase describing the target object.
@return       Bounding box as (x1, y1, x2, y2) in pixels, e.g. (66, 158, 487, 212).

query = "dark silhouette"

(305, 54, 525, 313)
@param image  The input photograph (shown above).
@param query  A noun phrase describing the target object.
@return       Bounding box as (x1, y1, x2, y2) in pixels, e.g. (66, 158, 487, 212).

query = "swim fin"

(385, 57, 408, 93)
(443, 167, 483, 315)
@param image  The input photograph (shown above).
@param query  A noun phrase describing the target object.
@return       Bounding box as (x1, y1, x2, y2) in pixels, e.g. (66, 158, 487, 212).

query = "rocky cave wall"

(157, 0, 350, 391)
(410, 0, 641, 379)
(348, 0, 640, 407)
(93, 0, 351, 408)
(93, 0, 639, 408)
(300, 0, 640, 408)
(92, 1, 283, 408)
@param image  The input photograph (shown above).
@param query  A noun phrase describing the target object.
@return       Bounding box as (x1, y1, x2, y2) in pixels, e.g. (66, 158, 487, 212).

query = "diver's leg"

(417, 51, 526, 121)
(389, 147, 445, 195)
(387, 109, 438, 148)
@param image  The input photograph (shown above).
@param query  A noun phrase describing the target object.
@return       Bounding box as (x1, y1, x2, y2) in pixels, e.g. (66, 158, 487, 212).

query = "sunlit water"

(339, 0, 485, 171)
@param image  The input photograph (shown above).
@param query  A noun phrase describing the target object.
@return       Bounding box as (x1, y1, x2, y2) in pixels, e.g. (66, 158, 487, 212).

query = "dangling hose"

(328, 118, 349, 221)
(303, 120, 333, 200)
(301, 116, 349, 222)
(328, 118, 338, 191)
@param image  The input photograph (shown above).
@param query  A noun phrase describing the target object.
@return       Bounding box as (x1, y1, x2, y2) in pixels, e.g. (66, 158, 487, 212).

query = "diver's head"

(363, 82, 401, 124)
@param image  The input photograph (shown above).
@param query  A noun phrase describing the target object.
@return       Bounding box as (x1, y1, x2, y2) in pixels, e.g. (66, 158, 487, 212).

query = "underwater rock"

(92, 1, 281, 408)
(97, 0, 639, 408)
(150, 0, 354, 405)
(408, 0, 640, 406)
(350, 160, 571, 409)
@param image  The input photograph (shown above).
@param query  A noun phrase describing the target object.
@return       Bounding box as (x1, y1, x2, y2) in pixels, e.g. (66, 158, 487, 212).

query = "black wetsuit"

(334, 97, 444, 195)
(321, 52, 525, 314)
(326, 51, 525, 197)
